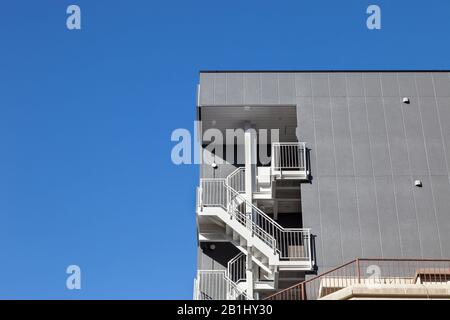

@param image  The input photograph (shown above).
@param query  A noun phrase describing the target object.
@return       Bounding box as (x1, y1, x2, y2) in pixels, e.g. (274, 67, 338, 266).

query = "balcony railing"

(198, 170, 312, 263)
(226, 167, 246, 193)
(228, 253, 246, 284)
(271, 142, 307, 178)
(265, 258, 450, 300)
(194, 270, 250, 300)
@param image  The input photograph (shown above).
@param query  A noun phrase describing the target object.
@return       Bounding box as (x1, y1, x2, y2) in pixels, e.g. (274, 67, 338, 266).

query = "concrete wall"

(198, 71, 450, 274)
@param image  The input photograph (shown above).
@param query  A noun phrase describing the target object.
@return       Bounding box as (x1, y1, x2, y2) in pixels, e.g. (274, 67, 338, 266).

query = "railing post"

(199, 186, 203, 211)
(356, 258, 361, 284)
(301, 283, 306, 300)
(303, 142, 307, 173)
(271, 143, 275, 173)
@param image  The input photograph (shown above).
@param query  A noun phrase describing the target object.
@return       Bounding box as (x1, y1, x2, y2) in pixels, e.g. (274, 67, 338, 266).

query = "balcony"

(266, 258, 450, 300)
(271, 142, 308, 180)
(194, 270, 250, 300)
(196, 170, 314, 271)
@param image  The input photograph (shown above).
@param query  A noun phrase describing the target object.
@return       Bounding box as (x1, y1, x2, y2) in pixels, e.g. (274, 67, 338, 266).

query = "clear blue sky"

(0, 0, 449, 299)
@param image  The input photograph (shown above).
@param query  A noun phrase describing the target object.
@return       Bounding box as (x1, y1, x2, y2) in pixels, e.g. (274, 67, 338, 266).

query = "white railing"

(233, 187, 311, 260)
(226, 167, 246, 193)
(200, 178, 279, 253)
(199, 168, 312, 262)
(199, 179, 228, 209)
(195, 270, 250, 300)
(228, 253, 246, 284)
(271, 142, 307, 174)
(193, 277, 199, 300)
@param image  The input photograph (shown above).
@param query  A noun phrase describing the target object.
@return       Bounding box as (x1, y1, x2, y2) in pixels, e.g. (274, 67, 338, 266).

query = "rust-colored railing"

(265, 258, 450, 300)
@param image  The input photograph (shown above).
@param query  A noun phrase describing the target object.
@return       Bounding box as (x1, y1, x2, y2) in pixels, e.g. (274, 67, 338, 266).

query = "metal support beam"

(246, 246, 254, 299)
(244, 122, 257, 299)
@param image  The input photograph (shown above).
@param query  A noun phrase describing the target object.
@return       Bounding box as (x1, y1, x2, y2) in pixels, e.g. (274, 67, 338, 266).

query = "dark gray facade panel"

(432, 176, 450, 257)
(374, 175, 402, 258)
(380, 73, 400, 97)
(437, 97, 450, 173)
(199, 73, 215, 105)
(394, 176, 422, 258)
(198, 71, 450, 277)
(313, 97, 336, 177)
(346, 73, 364, 97)
(366, 97, 391, 176)
(348, 97, 373, 176)
(384, 97, 411, 176)
(295, 73, 312, 97)
(296, 97, 317, 176)
(397, 73, 417, 97)
(214, 73, 227, 105)
(201, 154, 214, 179)
(260, 73, 279, 104)
(316, 176, 342, 268)
(433, 73, 450, 97)
(330, 97, 354, 176)
(415, 73, 435, 97)
(311, 73, 329, 97)
(413, 175, 442, 259)
(299, 181, 323, 265)
(336, 176, 362, 262)
(278, 73, 295, 104)
(226, 73, 244, 105)
(243, 73, 261, 105)
(419, 96, 447, 176)
(296, 97, 314, 136)
(329, 73, 347, 97)
(402, 99, 429, 176)
(355, 176, 383, 258)
(363, 73, 382, 97)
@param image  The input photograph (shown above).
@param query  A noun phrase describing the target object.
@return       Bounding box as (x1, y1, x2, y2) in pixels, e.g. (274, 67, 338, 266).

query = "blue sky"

(0, 0, 449, 299)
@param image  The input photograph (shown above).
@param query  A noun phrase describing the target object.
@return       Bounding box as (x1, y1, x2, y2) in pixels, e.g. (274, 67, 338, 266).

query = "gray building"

(194, 71, 450, 300)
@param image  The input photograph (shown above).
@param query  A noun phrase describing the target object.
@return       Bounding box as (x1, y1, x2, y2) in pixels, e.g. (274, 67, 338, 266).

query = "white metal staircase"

(194, 270, 250, 300)
(196, 142, 313, 300)
(198, 168, 312, 272)
(194, 253, 250, 300)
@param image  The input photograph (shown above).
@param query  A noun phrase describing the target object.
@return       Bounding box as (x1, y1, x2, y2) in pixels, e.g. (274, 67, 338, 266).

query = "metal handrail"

(228, 253, 246, 284)
(225, 183, 279, 253)
(226, 183, 310, 259)
(200, 167, 311, 261)
(265, 258, 450, 300)
(195, 270, 251, 300)
(271, 142, 307, 173)
(226, 167, 246, 193)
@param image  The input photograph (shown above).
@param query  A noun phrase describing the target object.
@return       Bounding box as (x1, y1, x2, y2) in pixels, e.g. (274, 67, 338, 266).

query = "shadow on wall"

(200, 242, 241, 270)
(306, 148, 313, 183)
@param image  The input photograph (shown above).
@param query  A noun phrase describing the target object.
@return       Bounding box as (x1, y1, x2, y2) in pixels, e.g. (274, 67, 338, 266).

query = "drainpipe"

(244, 122, 256, 299)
